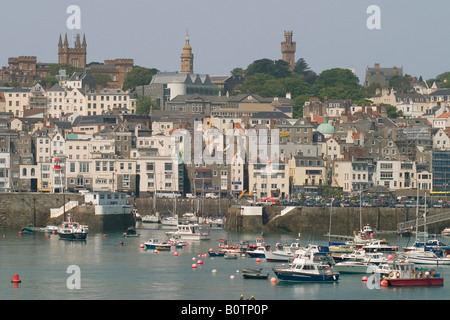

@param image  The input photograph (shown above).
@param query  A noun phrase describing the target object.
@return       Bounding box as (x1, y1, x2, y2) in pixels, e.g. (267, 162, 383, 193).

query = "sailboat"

(402, 191, 450, 265)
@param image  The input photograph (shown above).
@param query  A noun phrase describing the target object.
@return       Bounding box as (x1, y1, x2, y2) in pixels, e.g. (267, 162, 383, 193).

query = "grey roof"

(49, 83, 65, 92)
(251, 111, 290, 119)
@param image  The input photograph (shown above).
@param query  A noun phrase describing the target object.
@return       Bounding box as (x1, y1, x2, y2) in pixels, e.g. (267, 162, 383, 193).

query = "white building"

(375, 160, 417, 190)
(249, 157, 289, 200)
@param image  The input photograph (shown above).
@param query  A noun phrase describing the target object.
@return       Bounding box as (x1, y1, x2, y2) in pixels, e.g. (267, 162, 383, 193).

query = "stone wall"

(0, 193, 134, 232)
(134, 197, 231, 217)
(226, 205, 450, 235)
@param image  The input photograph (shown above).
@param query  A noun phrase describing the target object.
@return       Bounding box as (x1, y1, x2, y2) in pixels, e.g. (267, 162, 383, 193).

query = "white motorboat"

(142, 214, 160, 223)
(161, 216, 179, 226)
(165, 224, 210, 240)
(401, 248, 450, 266)
(334, 260, 377, 274)
(272, 251, 339, 282)
(57, 217, 89, 241)
(43, 225, 58, 233)
(362, 240, 398, 253)
(264, 243, 296, 262)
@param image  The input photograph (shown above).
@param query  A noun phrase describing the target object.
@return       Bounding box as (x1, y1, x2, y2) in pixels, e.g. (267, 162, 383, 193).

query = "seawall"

(0, 193, 134, 232)
(226, 206, 450, 235)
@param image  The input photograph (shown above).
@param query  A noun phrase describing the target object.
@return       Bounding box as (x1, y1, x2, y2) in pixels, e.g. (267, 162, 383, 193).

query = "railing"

(397, 210, 450, 231)
(50, 201, 79, 219)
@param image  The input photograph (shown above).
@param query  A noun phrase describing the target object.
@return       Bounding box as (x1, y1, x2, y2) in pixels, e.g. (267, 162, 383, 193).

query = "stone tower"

(58, 33, 87, 68)
(180, 32, 194, 73)
(281, 31, 296, 72)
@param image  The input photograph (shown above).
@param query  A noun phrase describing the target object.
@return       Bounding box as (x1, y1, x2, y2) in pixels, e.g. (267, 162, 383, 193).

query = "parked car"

(185, 193, 196, 198)
(205, 193, 219, 199)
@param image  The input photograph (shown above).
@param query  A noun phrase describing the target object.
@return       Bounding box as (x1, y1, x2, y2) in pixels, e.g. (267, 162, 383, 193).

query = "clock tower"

(181, 32, 194, 74)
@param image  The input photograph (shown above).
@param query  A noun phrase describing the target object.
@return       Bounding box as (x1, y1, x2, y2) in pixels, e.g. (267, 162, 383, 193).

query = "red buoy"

(11, 274, 21, 283)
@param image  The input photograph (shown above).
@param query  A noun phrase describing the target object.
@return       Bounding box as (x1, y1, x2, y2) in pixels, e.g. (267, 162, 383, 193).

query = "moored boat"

(442, 227, 450, 238)
(123, 226, 139, 237)
(334, 260, 377, 274)
(57, 219, 89, 241)
(142, 214, 160, 223)
(165, 223, 210, 240)
(246, 246, 266, 258)
(272, 251, 339, 282)
(401, 248, 450, 265)
(143, 238, 172, 250)
(374, 257, 444, 287)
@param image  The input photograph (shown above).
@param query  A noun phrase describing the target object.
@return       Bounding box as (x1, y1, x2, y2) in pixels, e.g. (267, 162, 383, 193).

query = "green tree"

(383, 104, 403, 118)
(293, 58, 310, 76)
(92, 73, 112, 89)
(245, 58, 291, 78)
(136, 95, 158, 115)
(230, 67, 244, 75)
(48, 63, 83, 76)
(314, 68, 360, 89)
(388, 75, 413, 93)
(122, 66, 158, 91)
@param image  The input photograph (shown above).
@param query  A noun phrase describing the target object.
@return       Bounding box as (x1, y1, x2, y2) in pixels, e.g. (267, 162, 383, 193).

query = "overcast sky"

(1, 0, 449, 83)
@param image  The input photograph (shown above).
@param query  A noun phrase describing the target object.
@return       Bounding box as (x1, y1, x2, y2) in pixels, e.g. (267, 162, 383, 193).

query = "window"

(164, 163, 172, 171)
(79, 162, 89, 173)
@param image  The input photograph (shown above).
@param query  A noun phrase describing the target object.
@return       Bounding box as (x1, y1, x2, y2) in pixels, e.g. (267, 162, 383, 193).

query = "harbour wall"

(226, 206, 450, 235)
(135, 198, 450, 235)
(0, 193, 134, 232)
(2, 193, 449, 234)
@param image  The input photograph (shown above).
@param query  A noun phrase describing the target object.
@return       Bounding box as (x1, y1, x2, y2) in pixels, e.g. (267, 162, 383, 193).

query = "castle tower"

(281, 31, 296, 72)
(58, 33, 87, 68)
(180, 32, 194, 73)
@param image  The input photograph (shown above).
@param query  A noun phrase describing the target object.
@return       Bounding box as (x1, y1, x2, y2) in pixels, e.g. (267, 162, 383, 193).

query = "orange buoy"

(197, 260, 203, 265)
(381, 279, 389, 287)
(11, 274, 21, 283)
(362, 276, 368, 282)
(256, 258, 261, 263)
(192, 264, 197, 268)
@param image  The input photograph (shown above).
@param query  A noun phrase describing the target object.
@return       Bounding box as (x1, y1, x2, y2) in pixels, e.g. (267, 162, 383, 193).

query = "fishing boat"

(165, 223, 210, 240)
(208, 250, 225, 257)
(272, 251, 339, 282)
(143, 238, 172, 250)
(246, 246, 266, 258)
(167, 234, 188, 248)
(218, 239, 242, 253)
(374, 258, 444, 287)
(57, 218, 89, 241)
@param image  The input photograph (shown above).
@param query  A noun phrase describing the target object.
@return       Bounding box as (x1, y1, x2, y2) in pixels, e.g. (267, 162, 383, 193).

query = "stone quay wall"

(226, 206, 450, 235)
(0, 193, 134, 232)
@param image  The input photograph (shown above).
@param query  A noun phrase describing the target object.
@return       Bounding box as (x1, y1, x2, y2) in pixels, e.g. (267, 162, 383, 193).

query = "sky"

(1, 0, 449, 84)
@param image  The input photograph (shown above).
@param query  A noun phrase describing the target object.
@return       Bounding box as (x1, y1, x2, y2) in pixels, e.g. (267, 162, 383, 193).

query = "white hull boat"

(334, 261, 377, 274)
(165, 224, 210, 240)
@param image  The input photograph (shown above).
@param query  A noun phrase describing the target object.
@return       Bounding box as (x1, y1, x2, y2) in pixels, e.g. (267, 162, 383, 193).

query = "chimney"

(375, 63, 380, 72)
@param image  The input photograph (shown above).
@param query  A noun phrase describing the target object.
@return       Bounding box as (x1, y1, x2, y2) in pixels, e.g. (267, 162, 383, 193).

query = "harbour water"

(1, 223, 450, 302)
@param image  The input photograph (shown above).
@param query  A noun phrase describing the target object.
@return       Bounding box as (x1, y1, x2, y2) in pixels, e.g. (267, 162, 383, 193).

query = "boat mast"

(415, 186, 419, 241)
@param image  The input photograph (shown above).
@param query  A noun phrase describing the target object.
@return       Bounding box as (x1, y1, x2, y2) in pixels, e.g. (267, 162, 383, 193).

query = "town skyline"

(1, 0, 449, 83)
